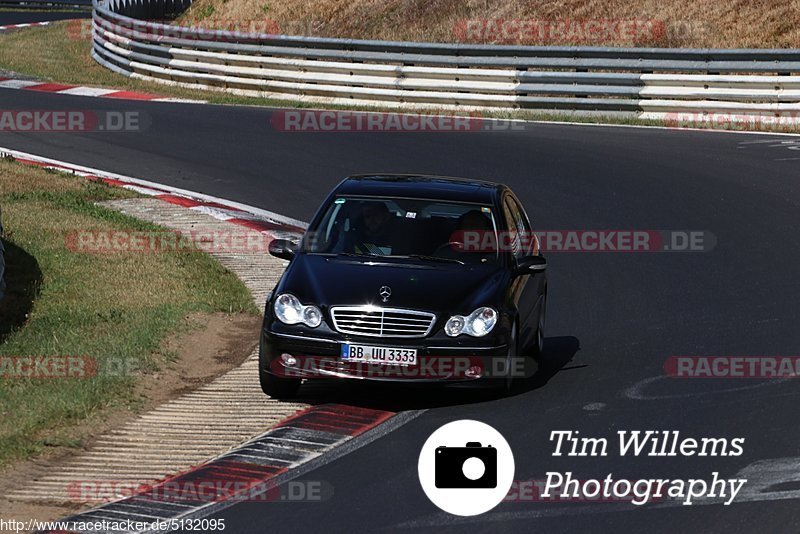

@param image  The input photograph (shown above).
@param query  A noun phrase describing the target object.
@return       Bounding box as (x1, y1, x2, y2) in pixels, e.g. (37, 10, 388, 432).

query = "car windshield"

(303, 196, 500, 264)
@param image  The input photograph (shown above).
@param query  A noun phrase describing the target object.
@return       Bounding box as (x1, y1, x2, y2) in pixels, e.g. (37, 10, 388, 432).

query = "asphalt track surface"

(0, 10, 89, 25)
(1, 88, 800, 533)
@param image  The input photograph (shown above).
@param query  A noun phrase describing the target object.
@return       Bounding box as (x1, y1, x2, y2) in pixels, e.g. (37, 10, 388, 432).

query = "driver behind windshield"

(345, 201, 395, 255)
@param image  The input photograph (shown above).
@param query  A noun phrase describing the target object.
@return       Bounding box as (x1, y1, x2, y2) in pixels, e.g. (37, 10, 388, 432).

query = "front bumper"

(261, 327, 519, 382)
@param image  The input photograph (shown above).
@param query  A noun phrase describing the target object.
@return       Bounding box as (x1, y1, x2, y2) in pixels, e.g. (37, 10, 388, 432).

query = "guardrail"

(92, 0, 800, 124)
(0, 206, 5, 301)
(1, 0, 91, 9)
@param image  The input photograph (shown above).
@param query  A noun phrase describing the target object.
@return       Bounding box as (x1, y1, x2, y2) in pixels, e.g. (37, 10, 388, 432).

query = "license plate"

(340, 343, 417, 366)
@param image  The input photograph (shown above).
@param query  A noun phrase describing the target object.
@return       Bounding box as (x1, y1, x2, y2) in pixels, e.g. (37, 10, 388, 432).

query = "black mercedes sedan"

(259, 174, 547, 398)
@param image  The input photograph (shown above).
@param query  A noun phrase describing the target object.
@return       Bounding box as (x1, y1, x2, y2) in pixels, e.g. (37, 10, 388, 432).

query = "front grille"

(330, 306, 436, 338)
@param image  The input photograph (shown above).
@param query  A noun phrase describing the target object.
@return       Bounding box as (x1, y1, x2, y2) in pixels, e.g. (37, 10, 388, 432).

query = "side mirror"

(268, 238, 298, 261)
(514, 255, 546, 275)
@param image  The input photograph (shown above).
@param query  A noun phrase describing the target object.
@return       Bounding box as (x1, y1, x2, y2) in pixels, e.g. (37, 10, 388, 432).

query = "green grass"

(0, 159, 258, 467)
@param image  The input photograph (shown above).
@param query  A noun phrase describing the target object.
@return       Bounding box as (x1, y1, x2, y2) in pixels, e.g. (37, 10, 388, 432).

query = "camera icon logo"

(418, 420, 514, 516)
(435, 442, 497, 488)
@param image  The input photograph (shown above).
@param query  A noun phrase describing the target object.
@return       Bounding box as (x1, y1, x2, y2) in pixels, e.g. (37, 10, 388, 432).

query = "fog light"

(280, 353, 298, 367)
(465, 365, 483, 379)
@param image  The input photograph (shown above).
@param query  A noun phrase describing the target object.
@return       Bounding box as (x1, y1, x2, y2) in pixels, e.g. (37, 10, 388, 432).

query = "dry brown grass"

(177, 0, 800, 48)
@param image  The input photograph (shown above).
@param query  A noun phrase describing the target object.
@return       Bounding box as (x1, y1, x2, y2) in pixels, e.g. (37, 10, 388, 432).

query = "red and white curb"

(0, 21, 51, 32)
(0, 77, 206, 104)
(45, 405, 420, 533)
(0, 146, 306, 240)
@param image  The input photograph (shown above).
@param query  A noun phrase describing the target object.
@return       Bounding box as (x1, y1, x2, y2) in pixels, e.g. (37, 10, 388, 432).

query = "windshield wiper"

(385, 254, 465, 265)
(315, 252, 377, 257)
(319, 252, 464, 265)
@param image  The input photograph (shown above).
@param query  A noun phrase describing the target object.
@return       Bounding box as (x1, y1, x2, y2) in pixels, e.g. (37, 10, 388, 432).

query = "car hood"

(278, 254, 509, 315)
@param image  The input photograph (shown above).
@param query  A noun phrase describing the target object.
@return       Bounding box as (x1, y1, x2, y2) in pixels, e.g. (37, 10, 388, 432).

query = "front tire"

(527, 291, 547, 363)
(503, 323, 520, 392)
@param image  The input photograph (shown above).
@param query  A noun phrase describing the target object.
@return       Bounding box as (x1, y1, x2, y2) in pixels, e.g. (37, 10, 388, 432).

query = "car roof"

(334, 174, 504, 205)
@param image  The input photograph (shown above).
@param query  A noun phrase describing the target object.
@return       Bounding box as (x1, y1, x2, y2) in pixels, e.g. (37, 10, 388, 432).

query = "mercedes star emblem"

(379, 286, 392, 302)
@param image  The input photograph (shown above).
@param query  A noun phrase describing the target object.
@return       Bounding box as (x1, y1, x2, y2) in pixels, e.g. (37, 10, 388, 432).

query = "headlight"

(444, 315, 465, 337)
(444, 307, 497, 337)
(274, 293, 322, 327)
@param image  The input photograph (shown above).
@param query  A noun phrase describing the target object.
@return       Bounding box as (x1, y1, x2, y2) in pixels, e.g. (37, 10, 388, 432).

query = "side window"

(509, 196, 537, 255)
(502, 198, 523, 259)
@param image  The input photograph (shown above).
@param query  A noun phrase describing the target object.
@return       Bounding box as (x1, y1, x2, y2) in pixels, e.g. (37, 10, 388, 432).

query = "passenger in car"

(436, 210, 494, 263)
